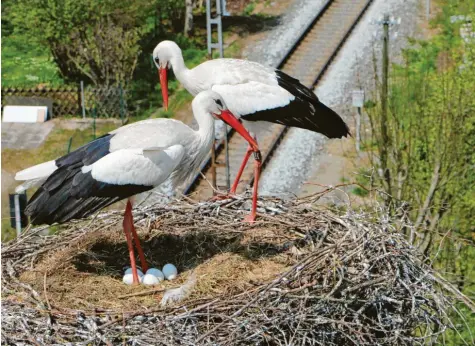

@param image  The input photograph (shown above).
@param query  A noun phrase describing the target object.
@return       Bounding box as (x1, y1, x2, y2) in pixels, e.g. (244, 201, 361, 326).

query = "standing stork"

(153, 40, 350, 222)
(14, 90, 254, 284)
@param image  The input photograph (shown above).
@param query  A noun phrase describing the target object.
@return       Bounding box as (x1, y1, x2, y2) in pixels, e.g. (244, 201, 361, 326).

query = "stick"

(118, 287, 175, 299)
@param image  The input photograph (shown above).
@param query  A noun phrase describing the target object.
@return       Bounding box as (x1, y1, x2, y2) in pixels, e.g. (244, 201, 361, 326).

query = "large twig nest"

(1, 192, 470, 345)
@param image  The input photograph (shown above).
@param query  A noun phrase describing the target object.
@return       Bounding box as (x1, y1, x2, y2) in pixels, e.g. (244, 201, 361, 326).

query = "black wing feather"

(241, 70, 350, 139)
(25, 134, 152, 225)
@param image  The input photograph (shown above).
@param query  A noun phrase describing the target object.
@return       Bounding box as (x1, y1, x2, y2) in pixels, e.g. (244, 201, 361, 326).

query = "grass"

(243, 1, 256, 15)
(1, 35, 63, 87)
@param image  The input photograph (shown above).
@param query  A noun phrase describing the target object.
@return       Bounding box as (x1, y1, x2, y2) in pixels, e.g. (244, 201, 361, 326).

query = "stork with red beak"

(153, 40, 350, 222)
(14, 90, 249, 283)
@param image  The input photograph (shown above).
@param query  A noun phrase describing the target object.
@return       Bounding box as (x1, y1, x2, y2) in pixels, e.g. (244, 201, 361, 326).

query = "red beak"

(219, 110, 258, 151)
(159, 68, 168, 111)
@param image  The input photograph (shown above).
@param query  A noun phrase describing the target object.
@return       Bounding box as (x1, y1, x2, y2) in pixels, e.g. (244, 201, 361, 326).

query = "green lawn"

(1, 35, 63, 87)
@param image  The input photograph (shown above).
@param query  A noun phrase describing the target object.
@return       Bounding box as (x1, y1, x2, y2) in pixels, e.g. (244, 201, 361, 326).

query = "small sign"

(3, 105, 48, 123)
(352, 90, 365, 108)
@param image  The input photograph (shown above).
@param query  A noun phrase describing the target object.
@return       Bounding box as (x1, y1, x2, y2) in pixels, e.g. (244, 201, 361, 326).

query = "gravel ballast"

(259, 0, 421, 196)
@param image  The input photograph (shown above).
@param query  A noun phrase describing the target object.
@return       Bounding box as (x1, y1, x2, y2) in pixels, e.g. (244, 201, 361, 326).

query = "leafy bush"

(362, 3, 475, 343)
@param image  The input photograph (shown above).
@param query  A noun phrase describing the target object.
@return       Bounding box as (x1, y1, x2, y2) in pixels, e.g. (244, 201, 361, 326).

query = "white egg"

(162, 263, 178, 280)
(142, 273, 160, 285)
(124, 268, 144, 277)
(123, 273, 139, 285)
(146, 268, 165, 281)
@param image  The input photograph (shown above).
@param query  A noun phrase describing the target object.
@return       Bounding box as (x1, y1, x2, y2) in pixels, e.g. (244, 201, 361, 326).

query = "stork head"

(153, 41, 182, 111)
(193, 91, 258, 151)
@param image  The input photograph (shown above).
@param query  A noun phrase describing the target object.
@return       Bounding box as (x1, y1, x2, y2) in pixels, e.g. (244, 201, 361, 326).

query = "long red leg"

(230, 144, 253, 194)
(126, 200, 149, 273)
(123, 204, 139, 284)
(244, 151, 262, 223)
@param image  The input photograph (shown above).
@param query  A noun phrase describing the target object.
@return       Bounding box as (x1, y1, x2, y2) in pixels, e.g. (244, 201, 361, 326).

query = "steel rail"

(184, 0, 373, 195)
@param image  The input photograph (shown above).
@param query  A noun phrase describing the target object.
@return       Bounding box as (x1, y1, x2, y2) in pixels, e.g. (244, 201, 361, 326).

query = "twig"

(118, 287, 174, 299)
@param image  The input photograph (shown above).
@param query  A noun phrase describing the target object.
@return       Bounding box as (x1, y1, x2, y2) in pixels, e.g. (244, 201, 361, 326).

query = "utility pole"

(381, 14, 392, 197)
(206, 0, 230, 193)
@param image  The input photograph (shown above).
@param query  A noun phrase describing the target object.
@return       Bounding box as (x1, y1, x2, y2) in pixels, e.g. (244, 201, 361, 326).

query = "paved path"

(1, 121, 55, 149)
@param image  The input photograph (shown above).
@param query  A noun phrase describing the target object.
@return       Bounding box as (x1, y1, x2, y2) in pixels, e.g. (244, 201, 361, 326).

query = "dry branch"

(1, 192, 472, 345)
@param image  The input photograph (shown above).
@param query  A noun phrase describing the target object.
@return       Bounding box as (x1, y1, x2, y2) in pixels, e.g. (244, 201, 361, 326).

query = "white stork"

(14, 90, 253, 284)
(153, 40, 350, 222)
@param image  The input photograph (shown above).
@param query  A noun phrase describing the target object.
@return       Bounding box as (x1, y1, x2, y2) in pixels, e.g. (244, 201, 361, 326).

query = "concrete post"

(14, 194, 22, 237)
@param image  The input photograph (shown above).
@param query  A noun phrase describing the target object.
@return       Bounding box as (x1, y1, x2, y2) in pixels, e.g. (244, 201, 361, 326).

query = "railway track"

(184, 0, 373, 198)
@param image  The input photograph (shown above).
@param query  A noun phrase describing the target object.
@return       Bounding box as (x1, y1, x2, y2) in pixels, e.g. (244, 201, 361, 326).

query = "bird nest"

(1, 191, 469, 345)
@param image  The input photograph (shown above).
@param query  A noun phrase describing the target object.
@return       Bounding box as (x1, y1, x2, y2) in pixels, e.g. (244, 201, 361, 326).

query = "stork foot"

(244, 213, 257, 223)
(209, 193, 236, 202)
(123, 200, 148, 284)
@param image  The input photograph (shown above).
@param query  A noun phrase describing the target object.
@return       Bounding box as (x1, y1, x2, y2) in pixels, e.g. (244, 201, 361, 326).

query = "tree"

(9, 0, 156, 86)
(366, 39, 475, 250)
(65, 18, 142, 87)
(363, 10, 475, 342)
(184, 0, 194, 37)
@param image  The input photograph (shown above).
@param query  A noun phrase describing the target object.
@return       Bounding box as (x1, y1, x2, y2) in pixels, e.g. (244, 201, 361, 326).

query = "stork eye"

(154, 57, 160, 64)
(215, 99, 223, 107)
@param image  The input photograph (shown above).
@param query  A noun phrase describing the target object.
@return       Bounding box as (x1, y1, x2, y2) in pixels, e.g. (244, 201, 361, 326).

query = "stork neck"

(192, 105, 215, 145)
(170, 52, 189, 84)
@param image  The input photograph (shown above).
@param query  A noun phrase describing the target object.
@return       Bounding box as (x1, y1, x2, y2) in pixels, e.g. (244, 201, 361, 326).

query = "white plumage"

(160, 272, 196, 306)
(153, 40, 349, 139)
(211, 82, 294, 119)
(153, 42, 295, 133)
(15, 91, 223, 218)
(14, 90, 243, 285)
(153, 41, 350, 223)
(15, 160, 57, 193)
(84, 145, 185, 187)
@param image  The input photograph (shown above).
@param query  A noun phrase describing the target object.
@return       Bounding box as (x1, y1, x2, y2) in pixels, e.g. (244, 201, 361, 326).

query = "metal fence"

(1, 84, 127, 119)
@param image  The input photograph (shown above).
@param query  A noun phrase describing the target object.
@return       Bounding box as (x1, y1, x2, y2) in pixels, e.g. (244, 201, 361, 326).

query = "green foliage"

(157, 0, 186, 33)
(6, 0, 157, 86)
(351, 186, 369, 197)
(362, 1, 475, 343)
(183, 48, 208, 68)
(365, 9, 475, 239)
(351, 168, 372, 197)
(243, 2, 256, 16)
(1, 35, 63, 87)
(2, 0, 210, 115)
(1, 219, 16, 243)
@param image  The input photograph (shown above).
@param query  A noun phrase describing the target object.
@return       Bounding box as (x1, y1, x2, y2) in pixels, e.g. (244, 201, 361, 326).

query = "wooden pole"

(67, 137, 73, 154)
(381, 15, 392, 197)
(80, 81, 86, 119)
(119, 84, 125, 124)
(93, 107, 97, 140)
(211, 144, 217, 193)
(356, 106, 361, 153)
